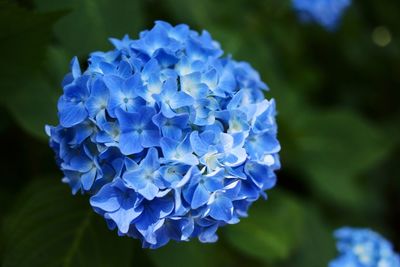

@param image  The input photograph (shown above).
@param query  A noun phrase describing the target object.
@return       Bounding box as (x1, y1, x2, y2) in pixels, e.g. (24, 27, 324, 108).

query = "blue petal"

(123, 168, 148, 190)
(124, 157, 139, 171)
(160, 137, 179, 159)
(85, 79, 109, 118)
(141, 58, 160, 81)
(245, 161, 269, 188)
(189, 131, 210, 156)
(65, 155, 92, 172)
(177, 134, 192, 154)
(153, 49, 179, 67)
(208, 196, 233, 222)
(138, 106, 157, 125)
(153, 113, 188, 140)
(135, 197, 174, 239)
(257, 133, 280, 153)
(124, 73, 143, 93)
(160, 77, 177, 97)
(138, 182, 159, 200)
(108, 206, 142, 234)
(159, 166, 181, 185)
(161, 125, 182, 140)
(117, 60, 133, 78)
(105, 75, 143, 116)
(115, 109, 140, 131)
(141, 129, 161, 148)
(119, 131, 142, 155)
(191, 184, 210, 209)
(81, 168, 97, 191)
(140, 147, 159, 170)
(135, 216, 160, 244)
(137, 74, 162, 102)
(58, 99, 87, 127)
(245, 132, 280, 160)
(103, 75, 124, 92)
(160, 102, 177, 118)
(181, 72, 208, 98)
(90, 183, 120, 212)
(202, 169, 224, 192)
(169, 91, 194, 109)
(70, 57, 81, 79)
(69, 121, 94, 145)
(198, 223, 219, 243)
(153, 196, 175, 218)
(177, 135, 199, 165)
(238, 181, 260, 201)
(171, 114, 189, 130)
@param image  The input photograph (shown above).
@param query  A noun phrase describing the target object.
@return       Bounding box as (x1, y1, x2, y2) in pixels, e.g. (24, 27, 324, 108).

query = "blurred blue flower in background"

(330, 227, 400, 267)
(46, 21, 280, 248)
(292, 0, 351, 31)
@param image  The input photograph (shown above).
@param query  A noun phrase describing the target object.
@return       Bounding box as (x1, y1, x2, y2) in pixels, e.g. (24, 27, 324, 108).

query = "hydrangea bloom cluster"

(46, 21, 280, 248)
(292, 0, 351, 31)
(330, 227, 400, 267)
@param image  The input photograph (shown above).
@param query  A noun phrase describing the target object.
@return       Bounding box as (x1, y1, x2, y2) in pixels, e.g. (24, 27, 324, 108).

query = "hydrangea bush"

(292, 0, 352, 30)
(46, 21, 280, 248)
(330, 227, 400, 267)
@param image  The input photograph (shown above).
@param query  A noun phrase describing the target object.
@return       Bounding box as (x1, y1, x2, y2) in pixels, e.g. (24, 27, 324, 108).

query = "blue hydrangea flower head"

(46, 21, 280, 248)
(330, 227, 400, 267)
(292, 0, 351, 31)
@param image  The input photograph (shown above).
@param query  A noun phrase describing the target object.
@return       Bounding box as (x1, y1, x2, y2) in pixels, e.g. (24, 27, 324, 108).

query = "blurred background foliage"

(0, 0, 399, 266)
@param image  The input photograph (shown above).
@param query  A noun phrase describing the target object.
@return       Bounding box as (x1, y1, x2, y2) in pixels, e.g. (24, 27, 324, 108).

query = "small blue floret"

(330, 227, 400, 267)
(292, 0, 351, 31)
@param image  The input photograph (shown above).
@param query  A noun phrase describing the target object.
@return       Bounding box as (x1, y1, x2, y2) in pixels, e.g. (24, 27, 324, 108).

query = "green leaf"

(0, 108, 10, 133)
(5, 74, 58, 140)
(34, 0, 145, 56)
(147, 240, 233, 267)
(0, 2, 65, 140)
(3, 46, 69, 140)
(292, 109, 394, 208)
(2, 178, 135, 267)
(0, 187, 12, 258)
(223, 190, 305, 264)
(0, 1, 64, 90)
(287, 206, 336, 267)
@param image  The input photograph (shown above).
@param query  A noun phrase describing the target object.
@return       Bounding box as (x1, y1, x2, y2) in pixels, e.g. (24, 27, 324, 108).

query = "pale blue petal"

(140, 147, 159, 170)
(119, 131, 142, 155)
(189, 131, 209, 156)
(70, 57, 81, 78)
(108, 206, 142, 234)
(162, 126, 182, 140)
(90, 184, 120, 212)
(141, 130, 161, 147)
(208, 196, 233, 222)
(115, 109, 140, 131)
(169, 92, 194, 109)
(103, 75, 124, 92)
(160, 137, 179, 159)
(191, 184, 210, 209)
(81, 168, 97, 191)
(58, 100, 87, 127)
(123, 168, 148, 190)
(138, 182, 159, 200)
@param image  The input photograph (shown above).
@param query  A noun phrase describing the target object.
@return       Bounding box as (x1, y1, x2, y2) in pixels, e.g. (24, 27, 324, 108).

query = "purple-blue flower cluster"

(292, 0, 351, 31)
(46, 21, 280, 248)
(330, 227, 400, 267)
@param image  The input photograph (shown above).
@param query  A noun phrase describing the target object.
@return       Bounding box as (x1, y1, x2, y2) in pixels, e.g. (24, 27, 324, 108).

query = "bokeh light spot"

(372, 26, 392, 47)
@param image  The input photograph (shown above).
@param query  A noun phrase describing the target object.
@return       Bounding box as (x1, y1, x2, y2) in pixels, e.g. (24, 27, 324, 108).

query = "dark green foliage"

(3, 179, 135, 267)
(0, 0, 399, 266)
(147, 240, 234, 267)
(223, 190, 305, 263)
